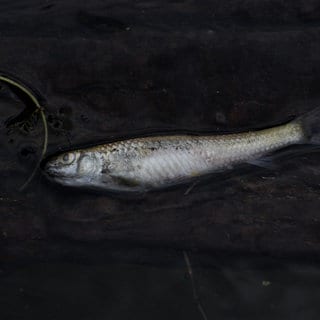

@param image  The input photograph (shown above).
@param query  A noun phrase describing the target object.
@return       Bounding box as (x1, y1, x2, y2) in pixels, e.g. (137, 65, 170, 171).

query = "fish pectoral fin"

(109, 173, 140, 187)
(246, 156, 276, 169)
(190, 171, 200, 177)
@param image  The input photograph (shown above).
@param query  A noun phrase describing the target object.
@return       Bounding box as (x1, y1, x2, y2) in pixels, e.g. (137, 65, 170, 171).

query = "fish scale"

(44, 114, 317, 192)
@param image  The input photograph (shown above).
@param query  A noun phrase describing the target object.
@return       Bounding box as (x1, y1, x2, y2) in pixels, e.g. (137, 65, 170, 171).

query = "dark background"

(1, 0, 320, 319)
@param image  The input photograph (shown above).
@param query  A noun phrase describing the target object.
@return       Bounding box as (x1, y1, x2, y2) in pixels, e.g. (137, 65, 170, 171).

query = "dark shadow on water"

(1, 255, 320, 320)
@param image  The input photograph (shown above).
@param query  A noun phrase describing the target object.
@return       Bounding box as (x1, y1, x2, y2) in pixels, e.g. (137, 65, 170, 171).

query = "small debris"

(262, 280, 271, 287)
(261, 176, 275, 180)
(183, 251, 208, 320)
(184, 181, 198, 195)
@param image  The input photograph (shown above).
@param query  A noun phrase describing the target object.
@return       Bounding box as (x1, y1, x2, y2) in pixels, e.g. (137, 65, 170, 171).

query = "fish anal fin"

(246, 156, 276, 169)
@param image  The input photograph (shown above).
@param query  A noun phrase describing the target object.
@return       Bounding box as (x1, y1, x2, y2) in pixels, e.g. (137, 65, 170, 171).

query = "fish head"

(43, 150, 102, 187)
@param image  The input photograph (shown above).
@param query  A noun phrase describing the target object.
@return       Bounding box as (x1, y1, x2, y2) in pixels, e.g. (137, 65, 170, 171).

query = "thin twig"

(184, 181, 198, 196)
(0, 74, 48, 190)
(19, 107, 48, 191)
(183, 251, 208, 320)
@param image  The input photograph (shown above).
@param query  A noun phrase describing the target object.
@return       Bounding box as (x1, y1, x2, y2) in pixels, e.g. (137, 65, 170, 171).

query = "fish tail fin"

(294, 107, 320, 145)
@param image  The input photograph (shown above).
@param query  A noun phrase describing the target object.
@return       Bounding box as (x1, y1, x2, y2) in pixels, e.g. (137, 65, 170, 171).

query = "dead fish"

(43, 108, 320, 192)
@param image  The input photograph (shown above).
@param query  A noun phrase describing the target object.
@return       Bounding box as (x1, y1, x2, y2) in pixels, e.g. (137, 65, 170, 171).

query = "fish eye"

(61, 152, 75, 164)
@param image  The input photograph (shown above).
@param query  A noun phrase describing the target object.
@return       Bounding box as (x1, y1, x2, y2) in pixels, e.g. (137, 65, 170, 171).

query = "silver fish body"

(44, 121, 306, 192)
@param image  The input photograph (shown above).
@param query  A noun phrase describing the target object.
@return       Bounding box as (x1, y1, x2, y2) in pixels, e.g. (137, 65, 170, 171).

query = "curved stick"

(0, 74, 48, 190)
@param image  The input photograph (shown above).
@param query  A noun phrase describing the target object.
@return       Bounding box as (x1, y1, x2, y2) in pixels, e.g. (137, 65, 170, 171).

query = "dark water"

(2, 257, 320, 320)
(2, 0, 320, 319)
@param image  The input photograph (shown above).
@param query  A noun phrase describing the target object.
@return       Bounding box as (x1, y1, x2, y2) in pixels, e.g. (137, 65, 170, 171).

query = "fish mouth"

(42, 160, 78, 181)
(42, 161, 63, 178)
(43, 164, 59, 178)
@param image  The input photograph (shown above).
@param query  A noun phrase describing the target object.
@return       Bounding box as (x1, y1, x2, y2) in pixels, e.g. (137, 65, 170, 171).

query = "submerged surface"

(1, 0, 320, 256)
(2, 256, 320, 320)
(1, 0, 320, 319)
